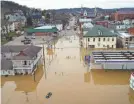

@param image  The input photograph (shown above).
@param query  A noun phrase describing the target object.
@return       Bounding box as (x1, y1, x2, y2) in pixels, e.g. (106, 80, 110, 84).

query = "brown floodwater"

(1, 34, 134, 104)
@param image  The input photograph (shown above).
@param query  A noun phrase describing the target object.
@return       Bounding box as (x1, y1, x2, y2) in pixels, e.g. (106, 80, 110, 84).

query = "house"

(5, 12, 26, 29)
(117, 32, 134, 49)
(1, 59, 14, 75)
(83, 25, 117, 48)
(1, 20, 15, 38)
(112, 11, 134, 21)
(109, 21, 133, 32)
(1, 45, 42, 75)
(1, 66, 44, 92)
(82, 22, 94, 35)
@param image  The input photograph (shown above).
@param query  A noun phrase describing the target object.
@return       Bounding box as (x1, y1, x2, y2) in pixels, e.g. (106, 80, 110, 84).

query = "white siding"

(83, 37, 117, 48)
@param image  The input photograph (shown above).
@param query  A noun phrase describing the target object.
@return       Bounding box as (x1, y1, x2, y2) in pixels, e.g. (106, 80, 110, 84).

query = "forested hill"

(1, 1, 31, 19)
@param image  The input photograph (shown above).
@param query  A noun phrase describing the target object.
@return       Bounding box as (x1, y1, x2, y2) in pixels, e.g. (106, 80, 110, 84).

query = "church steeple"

(80, 4, 83, 15)
(94, 7, 97, 16)
(83, 10, 87, 17)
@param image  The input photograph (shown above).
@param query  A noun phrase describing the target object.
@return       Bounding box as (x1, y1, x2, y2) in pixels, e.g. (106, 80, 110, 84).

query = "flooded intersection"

(1, 30, 134, 104)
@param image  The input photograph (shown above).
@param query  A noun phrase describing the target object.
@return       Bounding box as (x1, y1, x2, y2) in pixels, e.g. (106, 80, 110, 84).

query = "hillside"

(1, 1, 31, 19)
(49, 7, 134, 14)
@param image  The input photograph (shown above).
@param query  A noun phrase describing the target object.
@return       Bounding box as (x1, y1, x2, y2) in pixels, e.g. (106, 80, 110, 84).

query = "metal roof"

(26, 27, 58, 33)
(92, 51, 134, 63)
(13, 45, 42, 60)
(1, 45, 29, 53)
(119, 32, 131, 38)
(84, 25, 117, 37)
(1, 59, 13, 70)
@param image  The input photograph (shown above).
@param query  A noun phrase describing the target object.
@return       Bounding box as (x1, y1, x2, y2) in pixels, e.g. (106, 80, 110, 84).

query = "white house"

(79, 18, 92, 23)
(1, 45, 42, 76)
(83, 25, 117, 48)
(117, 32, 134, 48)
(1, 20, 15, 37)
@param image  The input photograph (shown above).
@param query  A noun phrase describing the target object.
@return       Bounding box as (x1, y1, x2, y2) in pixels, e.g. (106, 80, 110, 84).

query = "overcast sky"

(6, 0, 134, 10)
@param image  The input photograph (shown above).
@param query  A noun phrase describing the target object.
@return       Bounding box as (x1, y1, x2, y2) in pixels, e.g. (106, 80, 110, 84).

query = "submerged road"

(1, 17, 134, 104)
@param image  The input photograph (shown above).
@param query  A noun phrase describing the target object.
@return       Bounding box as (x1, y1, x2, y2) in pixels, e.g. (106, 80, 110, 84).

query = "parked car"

(23, 39, 31, 44)
(21, 40, 25, 42)
(67, 26, 71, 30)
(24, 37, 29, 39)
(31, 36, 35, 39)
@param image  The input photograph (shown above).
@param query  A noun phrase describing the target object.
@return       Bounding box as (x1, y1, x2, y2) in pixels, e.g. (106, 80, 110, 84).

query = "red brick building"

(96, 21, 109, 28)
(128, 27, 134, 35)
(112, 11, 134, 21)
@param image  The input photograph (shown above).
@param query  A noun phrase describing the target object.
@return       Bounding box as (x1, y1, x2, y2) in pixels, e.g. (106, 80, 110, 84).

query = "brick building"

(96, 21, 109, 28)
(112, 11, 134, 21)
(128, 27, 134, 35)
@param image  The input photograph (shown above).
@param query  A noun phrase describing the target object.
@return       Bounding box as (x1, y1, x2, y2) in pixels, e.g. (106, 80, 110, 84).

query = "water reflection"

(91, 70, 131, 85)
(1, 65, 44, 92)
(84, 72, 90, 83)
(129, 88, 134, 104)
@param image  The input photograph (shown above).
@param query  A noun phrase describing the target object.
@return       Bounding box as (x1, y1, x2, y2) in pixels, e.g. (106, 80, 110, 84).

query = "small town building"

(92, 51, 134, 69)
(1, 45, 42, 75)
(26, 25, 58, 36)
(1, 20, 15, 38)
(128, 27, 134, 35)
(96, 21, 109, 28)
(111, 11, 134, 21)
(83, 25, 117, 49)
(117, 32, 134, 49)
(82, 22, 94, 35)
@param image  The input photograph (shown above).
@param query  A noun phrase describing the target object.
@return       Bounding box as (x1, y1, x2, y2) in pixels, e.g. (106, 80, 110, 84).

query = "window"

(129, 37, 132, 41)
(29, 61, 31, 65)
(103, 38, 105, 41)
(107, 38, 110, 41)
(107, 45, 109, 48)
(98, 38, 100, 41)
(112, 37, 114, 41)
(112, 45, 114, 48)
(88, 38, 90, 42)
(24, 61, 27, 65)
(93, 38, 95, 42)
(98, 30, 102, 35)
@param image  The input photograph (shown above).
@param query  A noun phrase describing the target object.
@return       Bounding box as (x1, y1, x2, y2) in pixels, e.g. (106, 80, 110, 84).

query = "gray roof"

(84, 25, 117, 37)
(13, 45, 42, 60)
(1, 59, 13, 70)
(1, 45, 29, 53)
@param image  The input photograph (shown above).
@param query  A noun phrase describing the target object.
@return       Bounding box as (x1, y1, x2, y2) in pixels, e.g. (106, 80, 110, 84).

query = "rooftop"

(84, 25, 117, 37)
(92, 51, 134, 63)
(13, 45, 42, 60)
(1, 59, 13, 70)
(119, 32, 131, 38)
(1, 45, 42, 60)
(26, 26, 58, 33)
(79, 18, 92, 23)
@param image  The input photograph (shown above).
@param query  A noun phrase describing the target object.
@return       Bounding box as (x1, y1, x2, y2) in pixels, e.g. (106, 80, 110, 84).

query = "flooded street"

(1, 30, 134, 104)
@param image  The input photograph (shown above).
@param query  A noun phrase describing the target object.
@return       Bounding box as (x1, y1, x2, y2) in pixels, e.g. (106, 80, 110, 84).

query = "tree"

(42, 9, 46, 16)
(27, 17, 33, 26)
(46, 13, 51, 19)
(45, 13, 51, 23)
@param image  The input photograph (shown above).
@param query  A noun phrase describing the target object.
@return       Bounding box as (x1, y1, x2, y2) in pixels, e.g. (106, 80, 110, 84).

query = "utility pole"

(43, 44, 47, 79)
(34, 71, 36, 82)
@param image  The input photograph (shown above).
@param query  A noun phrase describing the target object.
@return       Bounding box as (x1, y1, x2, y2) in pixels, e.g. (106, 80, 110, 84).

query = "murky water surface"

(1, 33, 134, 104)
